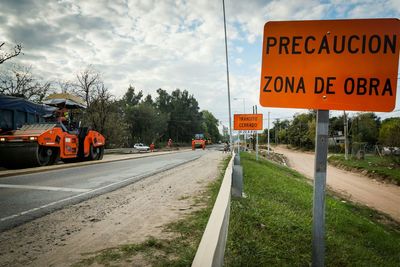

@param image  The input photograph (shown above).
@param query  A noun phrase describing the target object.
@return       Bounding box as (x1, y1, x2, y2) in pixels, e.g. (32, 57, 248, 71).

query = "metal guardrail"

(192, 152, 235, 267)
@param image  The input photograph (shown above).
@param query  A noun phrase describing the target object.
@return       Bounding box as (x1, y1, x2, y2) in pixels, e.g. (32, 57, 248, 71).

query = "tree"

(142, 94, 154, 105)
(286, 112, 315, 149)
(169, 89, 202, 142)
(270, 119, 290, 144)
(75, 66, 101, 107)
(379, 117, 400, 147)
(121, 86, 217, 146)
(351, 113, 380, 146)
(86, 83, 113, 134)
(201, 110, 220, 142)
(123, 85, 143, 106)
(126, 103, 169, 145)
(0, 65, 51, 102)
(329, 115, 345, 137)
(0, 42, 22, 65)
(155, 89, 202, 143)
(73, 66, 115, 136)
(155, 88, 172, 113)
(103, 100, 130, 148)
(57, 80, 76, 94)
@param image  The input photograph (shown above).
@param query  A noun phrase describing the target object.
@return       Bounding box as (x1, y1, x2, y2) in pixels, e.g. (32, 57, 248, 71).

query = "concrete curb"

(0, 149, 191, 178)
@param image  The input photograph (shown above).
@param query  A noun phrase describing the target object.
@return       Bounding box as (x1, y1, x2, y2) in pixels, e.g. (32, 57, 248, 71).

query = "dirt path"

(0, 150, 226, 267)
(274, 146, 400, 222)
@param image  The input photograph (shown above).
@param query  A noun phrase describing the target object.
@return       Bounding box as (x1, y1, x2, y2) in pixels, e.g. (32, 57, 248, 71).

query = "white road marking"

(0, 184, 89, 193)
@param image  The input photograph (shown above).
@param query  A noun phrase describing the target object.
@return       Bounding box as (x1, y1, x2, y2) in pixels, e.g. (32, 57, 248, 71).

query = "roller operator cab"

(192, 133, 206, 150)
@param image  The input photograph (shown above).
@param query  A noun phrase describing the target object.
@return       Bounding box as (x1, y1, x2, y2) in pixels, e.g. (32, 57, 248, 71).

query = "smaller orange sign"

(234, 114, 263, 130)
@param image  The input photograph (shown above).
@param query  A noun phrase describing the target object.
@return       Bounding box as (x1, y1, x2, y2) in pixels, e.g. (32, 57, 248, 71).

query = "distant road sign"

(234, 114, 263, 130)
(259, 18, 400, 112)
(238, 130, 258, 134)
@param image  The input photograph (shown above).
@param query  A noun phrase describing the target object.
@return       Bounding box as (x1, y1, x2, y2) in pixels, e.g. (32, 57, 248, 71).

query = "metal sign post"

(256, 130, 259, 161)
(267, 111, 270, 156)
(312, 110, 329, 267)
(237, 132, 240, 153)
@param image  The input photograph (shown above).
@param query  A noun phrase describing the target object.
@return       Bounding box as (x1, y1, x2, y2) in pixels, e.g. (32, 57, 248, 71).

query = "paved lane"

(0, 150, 206, 231)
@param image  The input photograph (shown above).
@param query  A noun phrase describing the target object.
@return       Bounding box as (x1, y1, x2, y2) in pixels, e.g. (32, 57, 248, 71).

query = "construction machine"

(192, 133, 206, 150)
(0, 94, 105, 168)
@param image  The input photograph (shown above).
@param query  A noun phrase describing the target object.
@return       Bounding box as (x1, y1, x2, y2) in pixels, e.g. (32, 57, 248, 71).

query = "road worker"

(167, 138, 172, 148)
(150, 143, 155, 152)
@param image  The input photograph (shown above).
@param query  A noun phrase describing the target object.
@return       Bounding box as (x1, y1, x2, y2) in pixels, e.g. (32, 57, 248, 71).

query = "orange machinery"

(0, 124, 105, 167)
(0, 94, 105, 167)
(192, 133, 206, 150)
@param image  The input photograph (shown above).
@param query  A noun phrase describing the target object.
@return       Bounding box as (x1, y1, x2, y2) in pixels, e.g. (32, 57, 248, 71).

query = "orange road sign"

(259, 18, 400, 112)
(234, 114, 263, 130)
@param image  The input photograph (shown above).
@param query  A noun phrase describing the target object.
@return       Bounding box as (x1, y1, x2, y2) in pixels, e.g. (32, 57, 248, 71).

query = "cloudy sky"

(1, 0, 399, 129)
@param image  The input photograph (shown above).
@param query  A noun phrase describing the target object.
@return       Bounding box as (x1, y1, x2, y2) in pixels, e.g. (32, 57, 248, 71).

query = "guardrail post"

(231, 165, 243, 198)
(232, 154, 243, 198)
(234, 154, 240, 165)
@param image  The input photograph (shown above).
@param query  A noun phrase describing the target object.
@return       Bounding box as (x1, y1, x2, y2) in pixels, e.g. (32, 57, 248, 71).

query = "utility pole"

(255, 105, 259, 161)
(222, 0, 233, 153)
(252, 106, 256, 150)
(234, 97, 246, 151)
(267, 111, 270, 156)
(343, 111, 349, 160)
(242, 98, 246, 151)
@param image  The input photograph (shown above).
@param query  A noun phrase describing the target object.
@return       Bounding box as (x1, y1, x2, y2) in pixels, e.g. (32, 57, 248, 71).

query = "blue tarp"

(0, 95, 56, 115)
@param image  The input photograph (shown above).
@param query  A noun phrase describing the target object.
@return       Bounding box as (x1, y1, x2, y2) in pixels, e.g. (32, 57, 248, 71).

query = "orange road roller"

(0, 123, 105, 167)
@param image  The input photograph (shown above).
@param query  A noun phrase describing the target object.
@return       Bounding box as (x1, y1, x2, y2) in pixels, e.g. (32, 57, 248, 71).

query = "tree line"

(0, 50, 221, 148)
(266, 111, 400, 152)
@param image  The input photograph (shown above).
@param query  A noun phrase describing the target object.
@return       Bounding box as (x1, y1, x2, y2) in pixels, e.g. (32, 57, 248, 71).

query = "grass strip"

(225, 152, 400, 266)
(328, 154, 400, 185)
(72, 155, 231, 267)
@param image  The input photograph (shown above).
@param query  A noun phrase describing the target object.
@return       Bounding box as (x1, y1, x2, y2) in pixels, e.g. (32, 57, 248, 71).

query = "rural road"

(274, 146, 400, 222)
(0, 149, 206, 231)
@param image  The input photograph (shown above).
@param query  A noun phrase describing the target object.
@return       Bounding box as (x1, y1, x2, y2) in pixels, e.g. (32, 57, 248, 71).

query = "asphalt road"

(0, 149, 211, 231)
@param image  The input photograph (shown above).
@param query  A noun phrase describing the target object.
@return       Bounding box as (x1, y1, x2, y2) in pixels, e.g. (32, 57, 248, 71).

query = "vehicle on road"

(192, 133, 206, 150)
(0, 94, 105, 167)
(134, 143, 150, 152)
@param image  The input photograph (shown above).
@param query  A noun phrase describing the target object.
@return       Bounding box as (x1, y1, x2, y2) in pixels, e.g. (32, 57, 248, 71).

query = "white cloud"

(0, 0, 399, 127)
(235, 58, 243, 66)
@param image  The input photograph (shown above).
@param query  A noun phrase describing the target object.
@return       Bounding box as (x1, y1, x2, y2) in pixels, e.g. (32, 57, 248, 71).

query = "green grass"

(225, 152, 400, 267)
(328, 154, 400, 184)
(72, 156, 231, 267)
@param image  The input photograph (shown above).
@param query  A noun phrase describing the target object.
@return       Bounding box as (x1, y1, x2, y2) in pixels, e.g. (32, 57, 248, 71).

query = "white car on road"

(134, 143, 150, 152)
